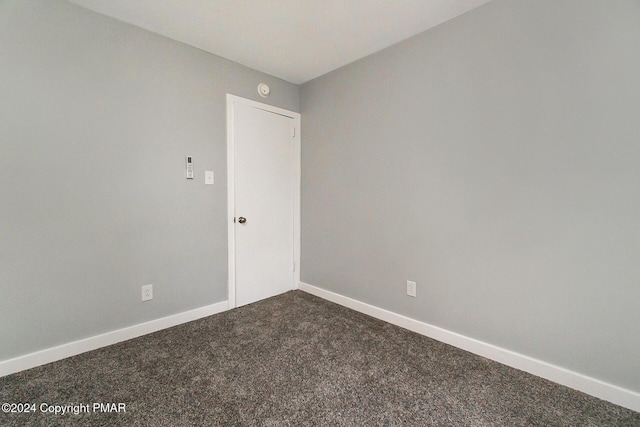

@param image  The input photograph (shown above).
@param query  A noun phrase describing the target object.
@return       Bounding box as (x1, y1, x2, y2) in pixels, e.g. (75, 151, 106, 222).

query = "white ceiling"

(67, 0, 492, 84)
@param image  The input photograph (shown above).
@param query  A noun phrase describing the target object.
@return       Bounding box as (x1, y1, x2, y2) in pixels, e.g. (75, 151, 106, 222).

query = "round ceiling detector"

(258, 83, 270, 97)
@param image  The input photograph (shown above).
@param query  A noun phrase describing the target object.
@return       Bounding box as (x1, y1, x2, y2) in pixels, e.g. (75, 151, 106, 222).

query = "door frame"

(226, 94, 301, 309)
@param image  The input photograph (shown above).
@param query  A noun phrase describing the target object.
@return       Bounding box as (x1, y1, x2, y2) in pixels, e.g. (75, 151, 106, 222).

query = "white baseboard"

(299, 282, 640, 413)
(0, 301, 229, 378)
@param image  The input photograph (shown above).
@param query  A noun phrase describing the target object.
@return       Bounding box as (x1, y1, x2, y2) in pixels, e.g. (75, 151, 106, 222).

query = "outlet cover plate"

(406, 280, 417, 297)
(141, 284, 153, 302)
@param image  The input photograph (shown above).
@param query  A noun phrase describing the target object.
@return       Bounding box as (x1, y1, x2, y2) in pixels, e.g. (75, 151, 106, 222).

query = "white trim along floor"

(298, 282, 640, 413)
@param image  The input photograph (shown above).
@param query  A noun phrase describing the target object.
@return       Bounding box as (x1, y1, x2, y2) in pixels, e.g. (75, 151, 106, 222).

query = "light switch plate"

(205, 171, 214, 185)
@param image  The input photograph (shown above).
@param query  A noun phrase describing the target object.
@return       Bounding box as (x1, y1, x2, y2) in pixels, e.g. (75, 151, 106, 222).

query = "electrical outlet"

(141, 284, 153, 302)
(406, 280, 417, 297)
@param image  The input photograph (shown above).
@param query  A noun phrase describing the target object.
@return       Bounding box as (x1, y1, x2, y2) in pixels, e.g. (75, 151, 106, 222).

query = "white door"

(227, 95, 300, 308)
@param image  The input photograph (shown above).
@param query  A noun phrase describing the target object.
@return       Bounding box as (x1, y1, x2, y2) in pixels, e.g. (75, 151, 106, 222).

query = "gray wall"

(0, 0, 299, 360)
(301, 0, 640, 392)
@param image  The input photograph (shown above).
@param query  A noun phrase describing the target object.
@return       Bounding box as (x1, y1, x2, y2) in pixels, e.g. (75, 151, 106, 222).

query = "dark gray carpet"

(1, 291, 639, 426)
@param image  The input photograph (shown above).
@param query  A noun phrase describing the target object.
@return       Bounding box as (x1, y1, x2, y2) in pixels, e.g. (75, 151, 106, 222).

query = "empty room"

(1, 0, 639, 425)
